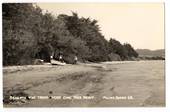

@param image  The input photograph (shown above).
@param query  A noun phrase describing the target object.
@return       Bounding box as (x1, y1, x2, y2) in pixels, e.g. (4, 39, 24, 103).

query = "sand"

(3, 61, 165, 107)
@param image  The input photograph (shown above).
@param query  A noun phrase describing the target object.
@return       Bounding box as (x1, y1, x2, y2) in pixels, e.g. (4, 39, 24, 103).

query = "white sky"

(37, 3, 164, 50)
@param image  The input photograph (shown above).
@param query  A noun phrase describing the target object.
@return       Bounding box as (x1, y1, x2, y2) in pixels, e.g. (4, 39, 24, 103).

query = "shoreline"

(3, 60, 164, 73)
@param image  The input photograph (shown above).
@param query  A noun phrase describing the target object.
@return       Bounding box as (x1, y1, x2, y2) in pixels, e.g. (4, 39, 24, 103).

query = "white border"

(0, 0, 169, 112)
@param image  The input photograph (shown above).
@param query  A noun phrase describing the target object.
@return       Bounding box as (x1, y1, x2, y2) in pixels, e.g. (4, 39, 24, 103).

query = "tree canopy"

(3, 3, 138, 65)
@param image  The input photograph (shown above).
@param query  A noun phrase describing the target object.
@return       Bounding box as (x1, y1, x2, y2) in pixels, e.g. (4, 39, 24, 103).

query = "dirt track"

(3, 61, 165, 107)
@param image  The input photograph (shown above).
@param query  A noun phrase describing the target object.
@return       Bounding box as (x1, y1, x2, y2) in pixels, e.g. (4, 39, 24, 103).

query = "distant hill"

(136, 49, 165, 57)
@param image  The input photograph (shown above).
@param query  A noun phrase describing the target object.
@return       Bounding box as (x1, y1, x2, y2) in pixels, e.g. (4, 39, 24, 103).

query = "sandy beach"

(3, 61, 165, 107)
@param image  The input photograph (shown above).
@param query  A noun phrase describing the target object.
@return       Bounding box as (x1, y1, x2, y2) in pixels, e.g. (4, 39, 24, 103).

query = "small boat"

(51, 59, 66, 65)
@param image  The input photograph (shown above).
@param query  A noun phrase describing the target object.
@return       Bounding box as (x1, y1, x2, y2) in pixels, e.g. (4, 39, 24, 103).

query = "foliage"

(3, 3, 138, 65)
(123, 43, 138, 58)
(108, 38, 128, 60)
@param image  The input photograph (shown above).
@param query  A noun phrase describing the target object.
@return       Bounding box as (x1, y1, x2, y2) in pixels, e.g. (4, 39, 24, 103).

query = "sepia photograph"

(2, 2, 165, 107)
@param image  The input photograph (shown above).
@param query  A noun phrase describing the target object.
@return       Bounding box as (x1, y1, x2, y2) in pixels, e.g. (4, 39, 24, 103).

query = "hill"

(136, 49, 165, 58)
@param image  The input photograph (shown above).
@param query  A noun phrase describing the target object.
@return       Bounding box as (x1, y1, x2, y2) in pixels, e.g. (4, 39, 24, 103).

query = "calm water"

(103, 60, 165, 106)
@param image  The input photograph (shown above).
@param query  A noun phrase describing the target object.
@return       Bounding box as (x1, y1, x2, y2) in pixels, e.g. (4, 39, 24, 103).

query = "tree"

(123, 43, 138, 58)
(62, 12, 109, 62)
(108, 38, 128, 60)
(3, 3, 38, 65)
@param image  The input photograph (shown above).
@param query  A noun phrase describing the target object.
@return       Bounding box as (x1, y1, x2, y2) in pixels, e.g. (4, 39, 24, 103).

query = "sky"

(37, 3, 164, 50)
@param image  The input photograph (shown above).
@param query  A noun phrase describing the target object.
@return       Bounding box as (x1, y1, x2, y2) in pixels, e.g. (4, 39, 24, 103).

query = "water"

(103, 60, 165, 106)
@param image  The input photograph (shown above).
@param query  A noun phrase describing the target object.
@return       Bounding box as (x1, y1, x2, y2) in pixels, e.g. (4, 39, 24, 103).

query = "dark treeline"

(3, 3, 138, 66)
(139, 56, 165, 60)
